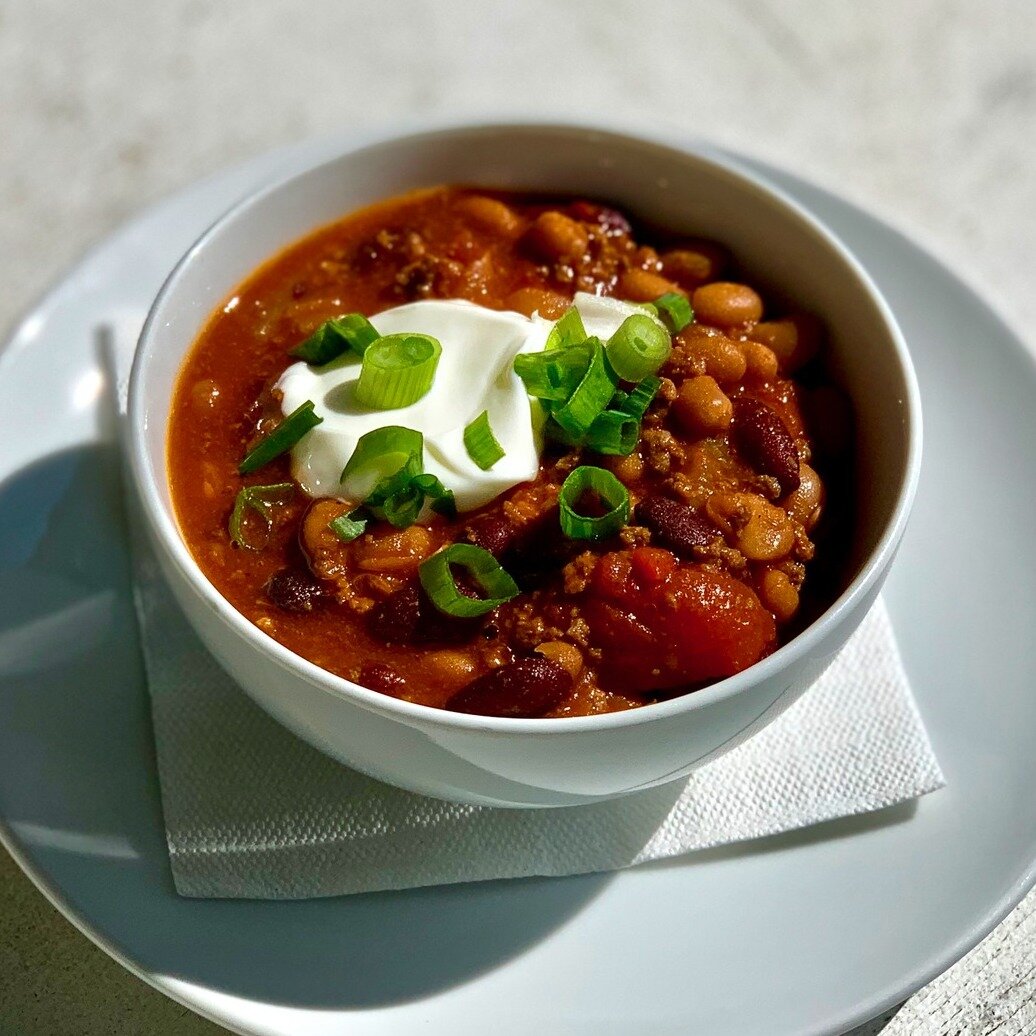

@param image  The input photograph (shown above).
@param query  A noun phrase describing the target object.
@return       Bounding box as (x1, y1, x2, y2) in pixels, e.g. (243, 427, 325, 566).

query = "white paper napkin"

(107, 315, 944, 899)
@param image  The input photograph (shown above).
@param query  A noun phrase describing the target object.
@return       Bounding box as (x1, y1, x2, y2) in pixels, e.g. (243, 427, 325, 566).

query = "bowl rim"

(128, 117, 923, 735)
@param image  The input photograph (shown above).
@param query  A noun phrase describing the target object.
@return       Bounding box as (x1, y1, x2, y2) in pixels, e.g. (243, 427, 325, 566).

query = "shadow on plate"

(0, 444, 619, 1008)
(0, 443, 919, 1011)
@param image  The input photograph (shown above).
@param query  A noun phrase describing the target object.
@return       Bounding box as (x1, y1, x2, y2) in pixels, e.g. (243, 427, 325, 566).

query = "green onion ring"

(228, 482, 294, 550)
(418, 543, 520, 617)
(605, 314, 672, 382)
(355, 332, 441, 410)
(585, 410, 640, 456)
(328, 510, 367, 543)
(558, 465, 631, 541)
(341, 426, 423, 487)
(513, 341, 593, 401)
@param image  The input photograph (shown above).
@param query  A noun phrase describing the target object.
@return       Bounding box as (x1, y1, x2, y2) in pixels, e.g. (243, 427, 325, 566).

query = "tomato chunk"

(584, 548, 776, 692)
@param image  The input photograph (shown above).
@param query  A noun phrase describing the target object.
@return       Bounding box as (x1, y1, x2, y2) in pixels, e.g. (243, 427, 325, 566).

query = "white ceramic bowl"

(129, 122, 921, 808)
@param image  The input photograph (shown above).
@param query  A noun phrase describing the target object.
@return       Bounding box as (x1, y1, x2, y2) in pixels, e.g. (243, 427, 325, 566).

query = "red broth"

(168, 187, 850, 717)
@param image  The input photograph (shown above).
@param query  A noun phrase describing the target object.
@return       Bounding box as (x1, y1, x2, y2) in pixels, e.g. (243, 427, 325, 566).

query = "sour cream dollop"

(276, 293, 652, 512)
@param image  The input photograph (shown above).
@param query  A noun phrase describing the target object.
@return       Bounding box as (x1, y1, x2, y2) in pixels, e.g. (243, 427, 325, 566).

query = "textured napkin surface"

(111, 315, 944, 900)
(132, 528, 944, 899)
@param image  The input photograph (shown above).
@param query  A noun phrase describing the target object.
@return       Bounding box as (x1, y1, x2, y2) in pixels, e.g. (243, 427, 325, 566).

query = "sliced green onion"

(418, 543, 519, 618)
(341, 426, 423, 486)
(328, 511, 367, 543)
(463, 410, 506, 470)
(228, 482, 294, 550)
(412, 473, 457, 519)
(558, 466, 630, 541)
(364, 457, 421, 506)
(374, 472, 455, 527)
(364, 454, 423, 526)
(551, 339, 618, 439)
(586, 410, 639, 455)
(355, 333, 442, 410)
(238, 401, 322, 475)
(380, 478, 425, 527)
(543, 416, 580, 447)
(290, 314, 380, 364)
(650, 292, 694, 334)
(606, 314, 672, 382)
(341, 428, 455, 527)
(618, 375, 662, 419)
(513, 341, 593, 401)
(545, 306, 587, 351)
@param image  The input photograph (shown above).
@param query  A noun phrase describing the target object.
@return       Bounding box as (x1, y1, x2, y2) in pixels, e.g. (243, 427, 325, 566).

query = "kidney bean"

(731, 397, 801, 494)
(358, 662, 408, 697)
(265, 568, 325, 613)
(637, 496, 716, 558)
(503, 513, 582, 590)
(445, 658, 572, 718)
(463, 513, 517, 557)
(367, 583, 422, 643)
(367, 581, 484, 645)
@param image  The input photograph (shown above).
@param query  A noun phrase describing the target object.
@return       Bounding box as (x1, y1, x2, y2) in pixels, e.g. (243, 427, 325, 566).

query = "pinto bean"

(534, 641, 584, 680)
(731, 397, 801, 494)
(758, 570, 800, 623)
(617, 267, 681, 302)
(706, 492, 795, 562)
(637, 496, 716, 558)
(671, 326, 747, 383)
(672, 375, 733, 436)
(784, 463, 824, 528)
(692, 282, 764, 327)
(742, 340, 779, 381)
(660, 240, 729, 287)
(445, 657, 572, 717)
(504, 286, 570, 319)
(524, 211, 590, 262)
(748, 314, 821, 372)
(456, 195, 520, 235)
(423, 649, 479, 692)
(604, 450, 645, 483)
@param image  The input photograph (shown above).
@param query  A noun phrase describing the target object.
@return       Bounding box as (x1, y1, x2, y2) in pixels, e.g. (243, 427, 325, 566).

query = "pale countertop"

(2, 1, 1035, 1033)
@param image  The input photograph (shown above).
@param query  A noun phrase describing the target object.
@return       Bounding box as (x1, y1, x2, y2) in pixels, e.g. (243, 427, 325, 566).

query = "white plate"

(1, 133, 1034, 1036)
